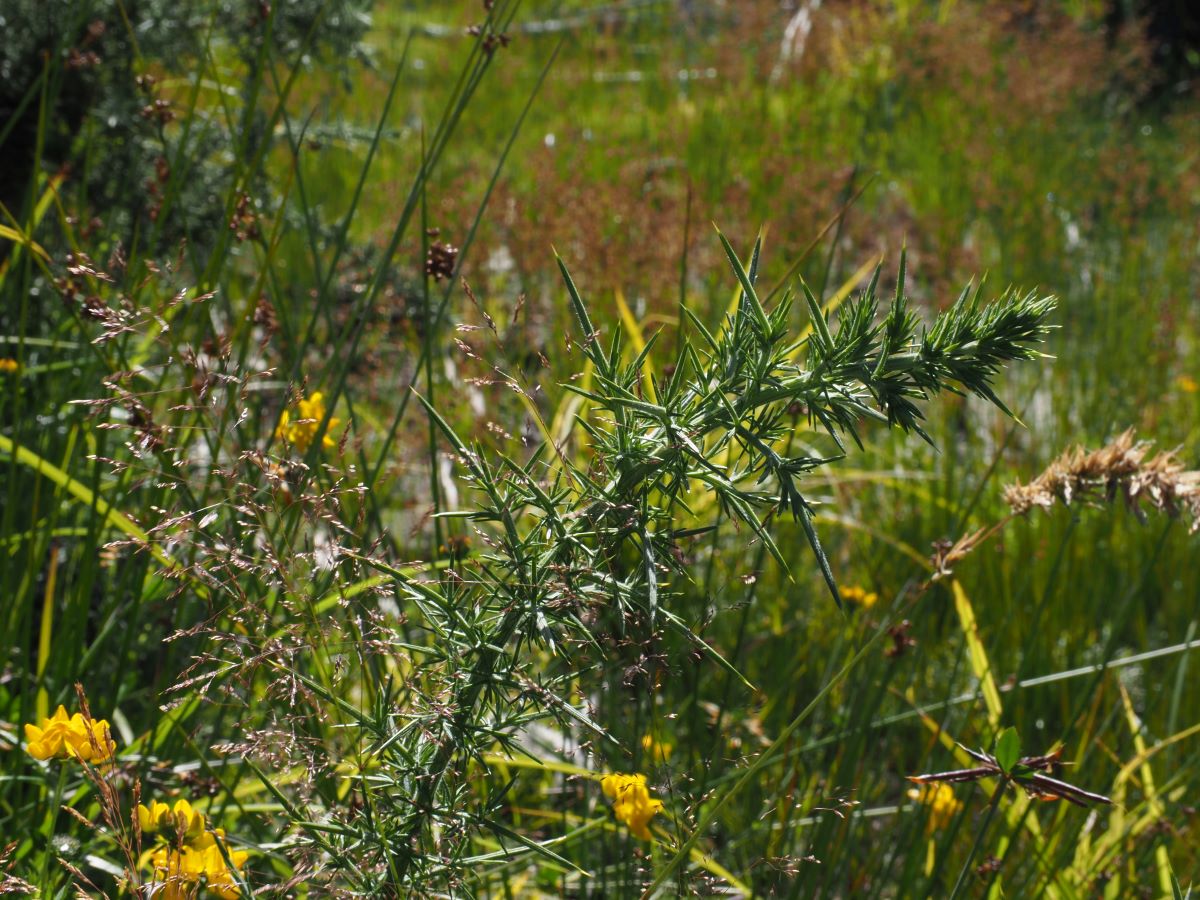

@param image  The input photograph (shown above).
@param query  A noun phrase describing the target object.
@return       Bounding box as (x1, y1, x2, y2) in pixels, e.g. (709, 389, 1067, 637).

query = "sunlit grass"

(1, 1, 1198, 896)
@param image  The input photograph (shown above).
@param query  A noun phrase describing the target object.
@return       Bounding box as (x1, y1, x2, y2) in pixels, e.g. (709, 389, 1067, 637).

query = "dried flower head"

(1005, 429, 1200, 533)
(425, 239, 459, 282)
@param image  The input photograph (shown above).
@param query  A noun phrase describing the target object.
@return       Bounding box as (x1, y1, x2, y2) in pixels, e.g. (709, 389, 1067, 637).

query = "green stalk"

(947, 783, 1004, 900)
(642, 622, 891, 897)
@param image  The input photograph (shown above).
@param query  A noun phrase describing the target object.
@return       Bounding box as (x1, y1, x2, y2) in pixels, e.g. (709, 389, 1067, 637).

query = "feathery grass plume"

(935, 428, 1200, 582)
(1005, 429, 1200, 533)
(0, 842, 35, 895)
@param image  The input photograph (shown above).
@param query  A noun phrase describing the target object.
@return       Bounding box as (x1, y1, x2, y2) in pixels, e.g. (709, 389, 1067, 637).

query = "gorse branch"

(561, 232, 1054, 598)
(359, 234, 1055, 885)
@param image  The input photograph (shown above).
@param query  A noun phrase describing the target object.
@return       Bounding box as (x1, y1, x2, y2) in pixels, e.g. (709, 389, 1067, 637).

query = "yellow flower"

(640, 733, 673, 762)
(907, 783, 963, 832)
(275, 391, 340, 452)
(840, 586, 878, 610)
(138, 799, 173, 833)
(0, 358, 19, 374)
(140, 797, 247, 897)
(24, 705, 116, 762)
(1176, 374, 1199, 394)
(601, 772, 643, 801)
(150, 832, 249, 900)
(138, 798, 206, 842)
(601, 773, 663, 841)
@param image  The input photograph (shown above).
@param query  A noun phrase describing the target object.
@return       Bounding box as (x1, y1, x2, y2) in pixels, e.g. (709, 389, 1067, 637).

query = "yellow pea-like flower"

(840, 585, 879, 610)
(641, 733, 673, 762)
(137, 799, 173, 834)
(138, 798, 206, 842)
(907, 782, 963, 832)
(150, 831, 249, 899)
(601, 773, 663, 841)
(24, 705, 116, 763)
(275, 391, 340, 453)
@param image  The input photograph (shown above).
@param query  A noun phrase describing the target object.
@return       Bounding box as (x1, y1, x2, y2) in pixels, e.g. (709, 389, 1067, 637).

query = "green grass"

(1, 1, 1198, 896)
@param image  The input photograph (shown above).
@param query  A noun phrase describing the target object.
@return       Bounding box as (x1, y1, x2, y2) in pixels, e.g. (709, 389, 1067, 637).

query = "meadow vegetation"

(1, 1, 1198, 896)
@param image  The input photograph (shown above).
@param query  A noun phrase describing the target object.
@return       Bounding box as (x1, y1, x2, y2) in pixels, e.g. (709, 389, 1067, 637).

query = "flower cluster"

(138, 798, 207, 841)
(0, 358, 19, 374)
(25, 701, 249, 895)
(640, 733, 673, 763)
(24, 705, 115, 762)
(140, 798, 249, 899)
(840, 586, 878, 609)
(275, 391, 340, 452)
(907, 782, 963, 832)
(600, 773, 663, 841)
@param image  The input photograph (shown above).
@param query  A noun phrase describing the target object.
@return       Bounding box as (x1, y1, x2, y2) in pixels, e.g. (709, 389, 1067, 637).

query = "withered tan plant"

(1005, 429, 1200, 534)
(932, 429, 1199, 583)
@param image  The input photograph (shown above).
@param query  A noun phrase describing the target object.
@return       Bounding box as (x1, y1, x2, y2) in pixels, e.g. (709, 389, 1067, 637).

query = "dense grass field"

(2, 1, 1198, 896)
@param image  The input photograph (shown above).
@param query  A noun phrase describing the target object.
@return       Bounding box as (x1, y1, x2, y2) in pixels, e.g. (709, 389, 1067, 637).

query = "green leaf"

(994, 726, 1021, 774)
(556, 252, 607, 375)
(797, 502, 839, 608)
(715, 226, 772, 338)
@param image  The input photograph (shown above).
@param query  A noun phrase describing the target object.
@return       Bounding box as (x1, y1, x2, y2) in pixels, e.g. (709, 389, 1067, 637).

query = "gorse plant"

(240, 234, 1052, 892)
